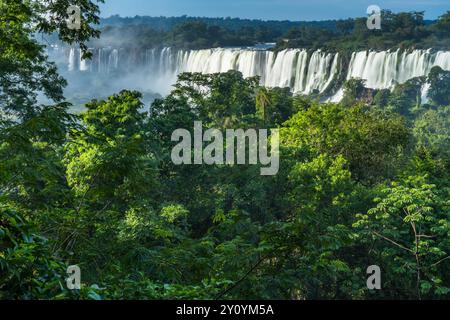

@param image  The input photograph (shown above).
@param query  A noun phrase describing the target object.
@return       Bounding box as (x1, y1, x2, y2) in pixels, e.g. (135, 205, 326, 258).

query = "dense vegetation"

(94, 21, 272, 50)
(280, 10, 450, 51)
(100, 15, 338, 32)
(45, 15, 335, 50)
(1, 0, 449, 300)
(80, 11, 450, 51)
(97, 15, 336, 49)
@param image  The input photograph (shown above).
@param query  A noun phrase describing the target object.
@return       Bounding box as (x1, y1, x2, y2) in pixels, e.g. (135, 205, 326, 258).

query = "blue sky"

(99, 0, 449, 20)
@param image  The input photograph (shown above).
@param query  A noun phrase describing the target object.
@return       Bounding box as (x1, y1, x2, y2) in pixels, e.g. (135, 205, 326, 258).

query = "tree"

(173, 71, 259, 128)
(413, 106, 450, 157)
(427, 66, 450, 106)
(65, 90, 157, 208)
(271, 154, 362, 299)
(256, 87, 294, 127)
(282, 102, 410, 183)
(0, 0, 104, 299)
(0, 0, 104, 201)
(433, 11, 450, 38)
(0, 0, 65, 120)
(373, 89, 391, 108)
(256, 88, 271, 125)
(0, 0, 103, 121)
(336, 19, 354, 35)
(354, 176, 450, 299)
(0, 203, 68, 299)
(388, 77, 425, 116)
(342, 78, 367, 106)
(1, 2, 449, 300)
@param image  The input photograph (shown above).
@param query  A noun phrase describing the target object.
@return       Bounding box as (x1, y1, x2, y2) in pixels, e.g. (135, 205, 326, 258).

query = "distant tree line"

(84, 11, 450, 51)
(100, 15, 337, 33)
(279, 10, 450, 51)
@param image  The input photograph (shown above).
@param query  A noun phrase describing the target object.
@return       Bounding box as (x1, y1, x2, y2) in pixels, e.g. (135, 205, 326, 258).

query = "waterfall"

(346, 49, 450, 89)
(264, 49, 298, 89)
(174, 48, 341, 95)
(108, 49, 119, 73)
(303, 51, 339, 94)
(146, 48, 157, 72)
(421, 83, 431, 104)
(79, 49, 89, 72)
(68, 48, 76, 72)
(58, 47, 450, 97)
(98, 48, 106, 73)
(434, 51, 450, 70)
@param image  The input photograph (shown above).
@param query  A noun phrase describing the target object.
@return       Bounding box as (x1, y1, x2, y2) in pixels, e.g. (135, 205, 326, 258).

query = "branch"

(372, 231, 414, 254)
(215, 256, 266, 300)
(431, 256, 450, 268)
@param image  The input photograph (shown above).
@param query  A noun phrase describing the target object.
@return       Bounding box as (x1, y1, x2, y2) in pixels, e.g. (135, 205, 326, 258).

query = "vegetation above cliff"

(279, 11, 450, 51)
(85, 11, 450, 51)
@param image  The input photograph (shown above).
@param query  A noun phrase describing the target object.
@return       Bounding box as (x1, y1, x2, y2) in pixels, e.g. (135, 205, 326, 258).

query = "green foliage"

(413, 106, 450, 157)
(432, 11, 450, 38)
(390, 77, 426, 116)
(87, 10, 450, 52)
(0, 204, 67, 299)
(94, 16, 335, 50)
(35, 0, 104, 58)
(165, 21, 257, 50)
(342, 78, 367, 106)
(282, 102, 410, 183)
(354, 176, 450, 298)
(427, 66, 450, 106)
(279, 10, 449, 51)
(256, 87, 294, 126)
(65, 90, 157, 206)
(1, 2, 449, 301)
(2, 69, 449, 300)
(0, 0, 65, 120)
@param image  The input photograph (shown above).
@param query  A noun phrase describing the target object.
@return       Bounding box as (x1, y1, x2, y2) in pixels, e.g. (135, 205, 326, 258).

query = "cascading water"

(79, 49, 89, 72)
(54, 46, 450, 98)
(346, 49, 450, 88)
(168, 48, 342, 95)
(108, 49, 119, 73)
(68, 48, 76, 72)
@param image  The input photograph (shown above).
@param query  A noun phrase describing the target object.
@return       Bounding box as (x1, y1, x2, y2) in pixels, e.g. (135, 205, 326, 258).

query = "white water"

(79, 49, 89, 72)
(59, 47, 450, 97)
(173, 48, 341, 94)
(68, 48, 76, 72)
(346, 49, 450, 88)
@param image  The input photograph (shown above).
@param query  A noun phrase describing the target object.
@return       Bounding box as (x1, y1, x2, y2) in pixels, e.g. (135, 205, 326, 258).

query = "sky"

(98, 0, 449, 21)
